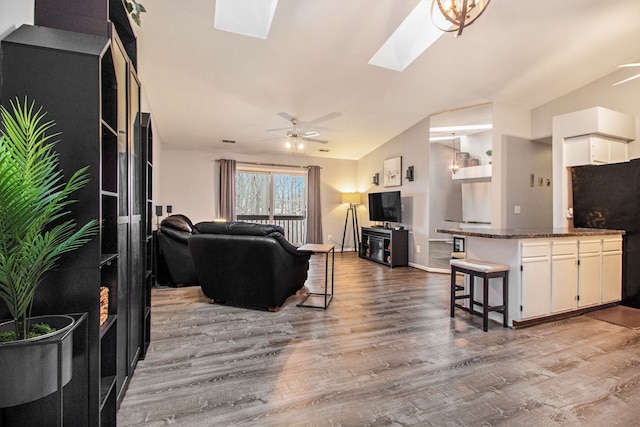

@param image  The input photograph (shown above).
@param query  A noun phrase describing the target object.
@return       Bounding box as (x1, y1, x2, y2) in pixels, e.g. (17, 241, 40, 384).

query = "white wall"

(0, 0, 33, 41)
(503, 136, 552, 228)
(491, 103, 532, 228)
(357, 116, 430, 269)
(159, 145, 357, 248)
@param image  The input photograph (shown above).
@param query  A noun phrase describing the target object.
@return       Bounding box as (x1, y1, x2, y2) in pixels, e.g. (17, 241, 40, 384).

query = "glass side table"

(296, 243, 335, 309)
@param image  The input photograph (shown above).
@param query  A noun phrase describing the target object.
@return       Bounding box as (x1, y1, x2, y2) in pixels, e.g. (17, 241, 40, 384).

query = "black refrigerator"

(572, 158, 640, 308)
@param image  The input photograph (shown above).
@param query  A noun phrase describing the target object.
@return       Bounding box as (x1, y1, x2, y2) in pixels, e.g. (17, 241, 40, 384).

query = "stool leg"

(483, 275, 489, 332)
(450, 267, 456, 318)
(469, 274, 474, 314)
(503, 272, 509, 328)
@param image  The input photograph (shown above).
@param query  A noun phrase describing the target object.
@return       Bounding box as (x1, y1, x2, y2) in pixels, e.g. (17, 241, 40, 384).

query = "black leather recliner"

(189, 221, 311, 311)
(156, 214, 199, 286)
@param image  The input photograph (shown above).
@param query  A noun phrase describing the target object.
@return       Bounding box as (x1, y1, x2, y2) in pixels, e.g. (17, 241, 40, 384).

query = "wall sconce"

(166, 205, 173, 214)
(155, 205, 163, 229)
(372, 172, 380, 186)
(405, 166, 414, 182)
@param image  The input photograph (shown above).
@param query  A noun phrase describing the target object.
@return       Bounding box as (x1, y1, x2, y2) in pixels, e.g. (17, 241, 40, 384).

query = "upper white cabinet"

(565, 134, 628, 166)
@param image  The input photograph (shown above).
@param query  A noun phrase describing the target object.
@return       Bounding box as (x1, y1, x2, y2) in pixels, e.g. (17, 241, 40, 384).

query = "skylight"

(368, 0, 447, 72)
(214, 0, 278, 40)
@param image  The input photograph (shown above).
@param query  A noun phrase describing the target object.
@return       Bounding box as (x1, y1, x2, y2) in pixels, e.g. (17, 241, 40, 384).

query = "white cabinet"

(565, 135, 628, 166)
(519, 237, 620, 320)
(520, 241, 551, 319)
(602, 237, 623, 303)
(578, 240, 602, 307)
(551, 240, 578, 313)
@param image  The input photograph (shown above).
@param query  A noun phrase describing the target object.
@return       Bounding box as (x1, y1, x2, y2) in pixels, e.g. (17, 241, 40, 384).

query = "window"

(236, 165, 307, 244)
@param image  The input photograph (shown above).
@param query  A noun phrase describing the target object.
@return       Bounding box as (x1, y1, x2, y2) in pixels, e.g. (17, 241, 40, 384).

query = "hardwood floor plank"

(118, 253, 640, 426)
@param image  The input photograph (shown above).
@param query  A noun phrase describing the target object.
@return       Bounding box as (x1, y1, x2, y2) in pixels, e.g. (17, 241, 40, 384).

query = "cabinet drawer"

(552, 241, 577, 256)
(522, 242, 549, 258)
(579, 240, 601, 254)
(603, 238, 622, 252)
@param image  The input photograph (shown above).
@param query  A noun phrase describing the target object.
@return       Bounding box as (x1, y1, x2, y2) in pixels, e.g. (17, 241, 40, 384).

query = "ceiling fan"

(266, 111, 341, 145)
(613, 63, 640, 86)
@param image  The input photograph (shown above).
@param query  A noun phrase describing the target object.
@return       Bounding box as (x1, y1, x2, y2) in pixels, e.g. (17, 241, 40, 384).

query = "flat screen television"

(368, 191, 401, 223)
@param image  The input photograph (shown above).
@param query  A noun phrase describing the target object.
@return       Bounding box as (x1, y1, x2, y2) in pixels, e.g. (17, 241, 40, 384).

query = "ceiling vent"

(319, 149, 330, 152)
(221, 139, 236, 144)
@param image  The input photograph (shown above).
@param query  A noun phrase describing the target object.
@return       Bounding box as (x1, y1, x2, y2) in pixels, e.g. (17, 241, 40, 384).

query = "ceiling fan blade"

(302, 137, 329, 144)
(261, 136, 284, 142)
(309, 112, 341, 125)
(277, 112, 295, 122)
(266, 126, 291, 133)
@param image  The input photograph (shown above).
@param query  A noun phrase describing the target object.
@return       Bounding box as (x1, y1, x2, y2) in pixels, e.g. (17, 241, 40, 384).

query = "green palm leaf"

(0, 98, 98, 339)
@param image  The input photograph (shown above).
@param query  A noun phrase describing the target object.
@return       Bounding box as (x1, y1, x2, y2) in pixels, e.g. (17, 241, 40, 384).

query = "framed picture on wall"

(383, 156, 402, 187)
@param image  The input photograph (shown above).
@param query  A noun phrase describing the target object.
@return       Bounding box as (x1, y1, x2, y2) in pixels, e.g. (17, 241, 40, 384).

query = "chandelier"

(431, 0, 491, 37)
(448, 133, 460, 174)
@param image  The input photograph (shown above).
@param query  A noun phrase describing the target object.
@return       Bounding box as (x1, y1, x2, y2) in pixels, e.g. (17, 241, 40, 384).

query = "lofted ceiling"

(133, 0, 640, 160)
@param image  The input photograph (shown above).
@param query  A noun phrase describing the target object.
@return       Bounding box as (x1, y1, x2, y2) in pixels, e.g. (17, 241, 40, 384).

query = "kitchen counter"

(436, 227, 624, 328)
(436, 227, 625, 239)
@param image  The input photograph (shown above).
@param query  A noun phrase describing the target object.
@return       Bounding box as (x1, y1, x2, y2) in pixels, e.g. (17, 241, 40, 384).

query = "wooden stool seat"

(450, 258, 509, 332)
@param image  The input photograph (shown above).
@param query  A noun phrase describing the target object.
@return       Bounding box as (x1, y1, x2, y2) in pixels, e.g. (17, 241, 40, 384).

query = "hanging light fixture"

(431, 0, 491, 37)
(448, 133, 460, 174)
(285, 137, 304, 150)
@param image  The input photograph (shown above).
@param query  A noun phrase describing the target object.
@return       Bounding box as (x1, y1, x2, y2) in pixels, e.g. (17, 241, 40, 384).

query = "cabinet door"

(578, 252, 601, 307)
(602, 250, 622, 302)
(551, 255, 578, 312)
(521, 256, 551, 319)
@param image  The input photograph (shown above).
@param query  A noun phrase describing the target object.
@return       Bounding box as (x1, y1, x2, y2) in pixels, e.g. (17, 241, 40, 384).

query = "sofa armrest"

(271, 233, 308, 257)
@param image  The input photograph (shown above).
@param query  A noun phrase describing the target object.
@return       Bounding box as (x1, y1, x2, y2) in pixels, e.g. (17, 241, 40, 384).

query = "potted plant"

(0, 98, 98, 407)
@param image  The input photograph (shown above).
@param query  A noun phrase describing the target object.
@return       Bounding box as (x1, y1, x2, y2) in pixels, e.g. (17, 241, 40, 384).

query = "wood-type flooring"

(118, 252, 640, 426)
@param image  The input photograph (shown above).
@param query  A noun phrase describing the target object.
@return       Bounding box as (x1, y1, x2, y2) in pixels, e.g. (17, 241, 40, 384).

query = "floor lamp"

(341, 192, 361, 252)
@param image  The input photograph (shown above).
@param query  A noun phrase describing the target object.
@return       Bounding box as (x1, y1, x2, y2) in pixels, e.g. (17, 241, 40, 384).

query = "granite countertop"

(436, 227, 625, 239)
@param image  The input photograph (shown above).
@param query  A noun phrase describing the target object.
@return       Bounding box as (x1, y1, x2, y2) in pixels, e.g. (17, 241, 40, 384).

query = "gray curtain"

(219, 159, 236, 221)
(305, 165, 322, 243)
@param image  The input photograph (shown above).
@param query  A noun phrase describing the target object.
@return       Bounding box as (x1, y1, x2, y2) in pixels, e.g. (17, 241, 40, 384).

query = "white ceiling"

(134, 0, 640, 160)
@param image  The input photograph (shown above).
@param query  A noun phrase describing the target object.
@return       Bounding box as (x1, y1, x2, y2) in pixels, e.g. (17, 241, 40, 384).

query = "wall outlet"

(416, 245, 421, 253)
(514, 205, 521, 214)
(328, 234, 333, 241)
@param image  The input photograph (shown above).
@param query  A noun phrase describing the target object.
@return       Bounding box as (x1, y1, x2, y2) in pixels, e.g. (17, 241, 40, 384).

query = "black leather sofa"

(156, 214, 199, 286)
(189, 221, 311, 311)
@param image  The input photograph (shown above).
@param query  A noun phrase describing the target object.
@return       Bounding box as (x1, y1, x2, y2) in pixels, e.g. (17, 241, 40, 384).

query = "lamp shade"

(342, 192, 361, 205)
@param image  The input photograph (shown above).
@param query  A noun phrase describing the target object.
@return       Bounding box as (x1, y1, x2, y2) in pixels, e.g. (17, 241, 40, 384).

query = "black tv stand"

(359, 227, 408, 268)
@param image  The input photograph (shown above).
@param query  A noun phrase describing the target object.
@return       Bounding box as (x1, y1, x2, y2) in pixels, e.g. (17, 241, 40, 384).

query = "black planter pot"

(0, 314, 75, 408)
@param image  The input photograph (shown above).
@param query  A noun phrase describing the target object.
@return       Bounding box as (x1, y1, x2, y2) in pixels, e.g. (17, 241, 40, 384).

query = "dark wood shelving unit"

(140, 112, 153, 359)
(360, 227, 409, 268)
(0, 1, 149, 423)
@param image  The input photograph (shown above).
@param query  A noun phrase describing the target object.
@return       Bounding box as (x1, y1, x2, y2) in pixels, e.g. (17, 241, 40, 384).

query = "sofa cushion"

(196, 221, 284, 236)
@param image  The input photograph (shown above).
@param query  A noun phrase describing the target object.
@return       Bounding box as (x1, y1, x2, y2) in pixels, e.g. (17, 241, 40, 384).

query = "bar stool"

(450, 258, 509, 332)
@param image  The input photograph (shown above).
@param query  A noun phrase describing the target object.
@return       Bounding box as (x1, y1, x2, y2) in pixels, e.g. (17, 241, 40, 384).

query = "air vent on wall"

(221, 139, 236, 144)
